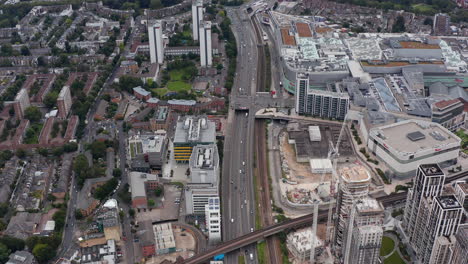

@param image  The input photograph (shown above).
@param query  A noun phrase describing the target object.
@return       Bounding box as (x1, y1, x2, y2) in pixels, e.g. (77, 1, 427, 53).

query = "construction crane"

(313, 115, 350, 249)
(311, 115, 350, 264)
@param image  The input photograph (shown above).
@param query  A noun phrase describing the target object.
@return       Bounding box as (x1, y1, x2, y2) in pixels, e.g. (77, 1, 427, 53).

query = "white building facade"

(367, 119, 461, 178)
(148, 20, 164, 64)
(191, 0, 203, 41)
(205, 197, 221, 244)
(199, 21, 212, 67)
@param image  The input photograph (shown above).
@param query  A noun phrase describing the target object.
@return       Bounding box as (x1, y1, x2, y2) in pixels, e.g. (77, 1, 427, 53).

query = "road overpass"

(182, 170, 467, 264)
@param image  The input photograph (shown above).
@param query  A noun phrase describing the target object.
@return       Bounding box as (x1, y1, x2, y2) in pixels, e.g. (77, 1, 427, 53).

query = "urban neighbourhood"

(0, 0, 466, 264)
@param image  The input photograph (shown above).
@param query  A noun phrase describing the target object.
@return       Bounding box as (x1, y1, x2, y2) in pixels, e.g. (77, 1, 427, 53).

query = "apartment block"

(57, 85, 72, 119)
(334, 166, 371, 254)
(450, 225, 468, 264)
(199, 21, 212, 67)
(295, 73, 349, 120)
(205, 197, 221, 244)
(402, 164, 445, 243)
(346, 198, 385, 264)
(418, 195, 463, 264)
(191, 0, 203, 41)
(148, 20, 164, 64)
(13, 89, 30, 119)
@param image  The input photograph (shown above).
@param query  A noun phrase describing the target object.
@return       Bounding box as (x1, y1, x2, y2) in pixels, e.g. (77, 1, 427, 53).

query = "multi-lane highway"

(222, 4, 261, 264)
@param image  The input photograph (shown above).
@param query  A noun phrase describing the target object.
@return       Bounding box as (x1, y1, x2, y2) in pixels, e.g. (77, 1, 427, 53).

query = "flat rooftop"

(420, 164, 444, 176)
(296, 23, 312, 37)
(356, 198, 383, 213)
(346, 38, 382, 60)
(361, 60, 444, 67)
(174, 116, 216, 144)
(129, 172, 159, 199)
(281, 28, 296, 46)
(372, 120, 460, 154)
(339, 166, 370, 183)
(399, 41, 440, 49)
(436, 195, 461, 209)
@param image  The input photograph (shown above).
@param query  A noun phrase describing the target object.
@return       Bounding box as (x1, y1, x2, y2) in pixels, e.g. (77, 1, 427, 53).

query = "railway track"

(250, 10, 282, 264)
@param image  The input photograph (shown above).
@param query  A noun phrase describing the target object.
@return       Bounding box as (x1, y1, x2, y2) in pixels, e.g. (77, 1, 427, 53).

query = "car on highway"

(231, 218, 234, 223)
(242, 161, 245, 166)
(251, 228, 254, 232)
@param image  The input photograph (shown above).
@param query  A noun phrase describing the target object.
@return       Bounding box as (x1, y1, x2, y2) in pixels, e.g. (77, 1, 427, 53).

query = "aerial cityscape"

(0, 0, 466, 263)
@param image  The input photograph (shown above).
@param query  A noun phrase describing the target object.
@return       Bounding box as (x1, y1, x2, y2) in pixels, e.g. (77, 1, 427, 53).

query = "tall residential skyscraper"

(454, 182, 468, 213)
(402, 164, 445, 242)
(450, 225, 468, 264)
(418, 194, 463, 264)
(57, 85, 72, 119)
(334, 166, 371, 254)
(191, 0, 203, 41)
(295, 73, 349, 120)
(346, 198, 385, 264)
(13, 89, 30, 119)
(148, 20, 164, 64)
(199, 21, 212, 67)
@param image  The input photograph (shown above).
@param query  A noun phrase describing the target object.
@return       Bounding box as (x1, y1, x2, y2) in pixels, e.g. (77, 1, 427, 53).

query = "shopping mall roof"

(281, 28, 296, 46)
(346, 38, 382, 60)
(370, 119, 461, 154)
(296, 23, 312, 37)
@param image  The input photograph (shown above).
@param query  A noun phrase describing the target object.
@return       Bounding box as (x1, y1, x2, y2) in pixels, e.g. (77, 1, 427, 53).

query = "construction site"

(277, 121, 356, 206)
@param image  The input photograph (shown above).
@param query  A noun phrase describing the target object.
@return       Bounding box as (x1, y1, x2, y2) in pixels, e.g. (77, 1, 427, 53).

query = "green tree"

(43, 91, 59, 108)
(33, 244, 56, 264)
(47, 193, 56, 202)
(112, 168, 122, 177)
(154, 186, 164, 197)
(128, 208, 135, 217)
(392, 15, 406, 33)
(0, 203, 8, 218)
(0, 236, 25, 252)
(0, 44, 13, 56)
(63, 142, 78, 152)
(37, 148, 49, 157)
(24, 106, 42, 122)
(52, 209, 66, 231)
(93, 178, 118, 200)
(90, 140, 107, 159)
(423, 17, 433, 26)
(20, 46, 30, 56)
(147, 199, 155, 207)
(0, 243, 10, 264)
(15, 148, 26, 158)
(74, 154, 91, 186)
(75, 209, 84, 220)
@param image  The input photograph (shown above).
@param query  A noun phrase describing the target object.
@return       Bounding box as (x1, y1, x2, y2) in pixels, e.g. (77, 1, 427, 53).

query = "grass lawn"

(412, 4, 436, 14)
(384, 252, 406, 264)
(380, 236, 395, 256)
(257, 241, 266, 264)
(167, 81, 191, 92)
(169, 70, 184, 81)
(155, 68, 192, 97)
(238, 255, 245, 264)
